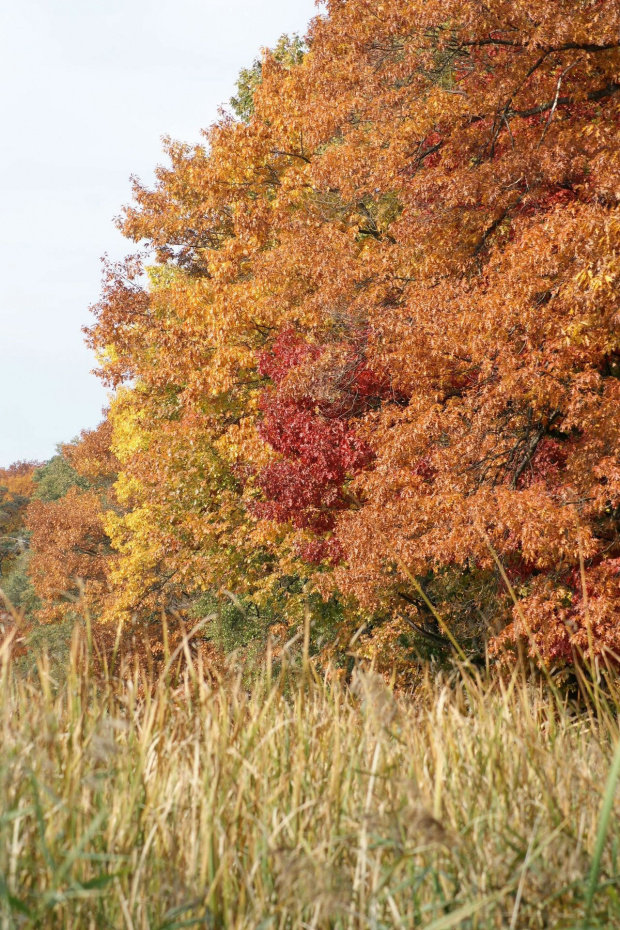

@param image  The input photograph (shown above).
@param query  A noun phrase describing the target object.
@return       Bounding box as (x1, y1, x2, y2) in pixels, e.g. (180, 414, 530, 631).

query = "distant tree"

(27, 420, 119, 623)
(230, 33, 306, 122)
(0, 462, 39, 613)
(32, 452, 86, 503)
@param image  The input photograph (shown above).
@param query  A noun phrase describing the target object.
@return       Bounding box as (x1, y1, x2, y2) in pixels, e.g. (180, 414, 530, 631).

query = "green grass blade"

(585, 737, 620, 923)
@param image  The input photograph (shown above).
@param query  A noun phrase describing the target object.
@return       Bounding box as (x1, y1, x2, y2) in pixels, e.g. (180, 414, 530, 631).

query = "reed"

(1, 618, 619, 929)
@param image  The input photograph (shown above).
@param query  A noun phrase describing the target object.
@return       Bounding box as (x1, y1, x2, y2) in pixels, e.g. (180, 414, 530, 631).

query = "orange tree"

(87, 0, 620, 668)
(0, 463, 37, 569)
(27, 421, 119, 623)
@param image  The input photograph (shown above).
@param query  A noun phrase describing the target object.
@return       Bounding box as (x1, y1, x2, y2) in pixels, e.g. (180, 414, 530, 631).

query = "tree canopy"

(17, 0, 620, 673)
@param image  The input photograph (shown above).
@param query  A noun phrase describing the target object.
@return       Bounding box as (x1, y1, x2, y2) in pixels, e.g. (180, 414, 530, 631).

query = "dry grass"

(1, 618, 619, 929)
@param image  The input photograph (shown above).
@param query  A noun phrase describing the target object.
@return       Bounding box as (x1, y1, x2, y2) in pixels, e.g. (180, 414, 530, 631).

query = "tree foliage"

(18, 0, 620, 672)
(0, 463, 37, 571)
(26, 421, 119, 623)
(0, 463, 40, 615)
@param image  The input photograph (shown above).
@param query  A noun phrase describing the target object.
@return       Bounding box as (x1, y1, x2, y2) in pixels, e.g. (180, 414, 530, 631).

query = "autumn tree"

(27, 420, 119, 623)
(86, 0, 620, 670)
(0, 462, 37, 571)
(0, 462, 40, 615)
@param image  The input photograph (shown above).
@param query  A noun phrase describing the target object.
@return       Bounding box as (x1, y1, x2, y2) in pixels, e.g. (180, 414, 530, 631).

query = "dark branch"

(270, 150, 311, 164)
(512, 80, 620, 118)
(398, 592, 455, 649)
(473, 192, 526, 255)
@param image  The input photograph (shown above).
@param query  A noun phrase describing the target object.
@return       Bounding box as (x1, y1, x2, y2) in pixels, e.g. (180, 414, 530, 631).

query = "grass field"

(1, 618, 620, 929)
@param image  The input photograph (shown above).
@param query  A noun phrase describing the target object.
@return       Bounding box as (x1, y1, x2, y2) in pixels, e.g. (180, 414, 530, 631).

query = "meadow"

(1, 612, 619, 929)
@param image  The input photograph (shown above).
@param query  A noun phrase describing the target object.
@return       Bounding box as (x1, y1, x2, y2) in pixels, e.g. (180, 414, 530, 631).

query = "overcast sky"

(0, 0, 318, 467)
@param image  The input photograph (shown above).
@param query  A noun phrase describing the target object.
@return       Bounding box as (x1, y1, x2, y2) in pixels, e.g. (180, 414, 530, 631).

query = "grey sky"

(0, 0, 318, 467)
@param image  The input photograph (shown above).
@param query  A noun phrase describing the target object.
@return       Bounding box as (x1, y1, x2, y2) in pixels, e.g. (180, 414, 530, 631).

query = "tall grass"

(1, 618, 620, 929)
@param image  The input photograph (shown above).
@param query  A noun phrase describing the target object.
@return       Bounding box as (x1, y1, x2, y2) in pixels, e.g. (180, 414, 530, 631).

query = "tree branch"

(538, 59, 581, 147)
(512, 80, 620, 119)
(398, 592, 456, 649)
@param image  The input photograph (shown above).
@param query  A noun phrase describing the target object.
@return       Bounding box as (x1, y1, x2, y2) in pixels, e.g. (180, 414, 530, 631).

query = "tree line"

(3, 0, 620, 679)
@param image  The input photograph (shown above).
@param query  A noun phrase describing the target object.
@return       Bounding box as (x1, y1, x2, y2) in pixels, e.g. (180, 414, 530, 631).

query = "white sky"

(0, 0, 318, 467)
